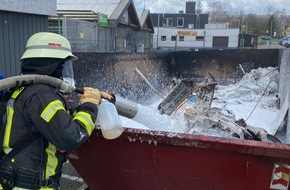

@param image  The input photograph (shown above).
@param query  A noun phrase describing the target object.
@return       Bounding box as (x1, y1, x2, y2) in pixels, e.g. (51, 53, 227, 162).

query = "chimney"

(186, 1, 196, 13)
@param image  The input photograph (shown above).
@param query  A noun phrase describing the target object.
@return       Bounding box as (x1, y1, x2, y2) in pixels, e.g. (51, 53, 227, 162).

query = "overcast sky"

(133, 0, 290, 15)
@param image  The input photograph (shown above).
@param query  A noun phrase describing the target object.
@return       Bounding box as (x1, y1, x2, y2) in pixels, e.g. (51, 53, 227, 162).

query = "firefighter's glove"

(80, 87, 101, 106)
(100, 92, 113, 101)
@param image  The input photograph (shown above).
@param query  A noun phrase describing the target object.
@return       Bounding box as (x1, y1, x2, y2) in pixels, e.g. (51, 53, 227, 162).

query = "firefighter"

(0, 32, 111, 190)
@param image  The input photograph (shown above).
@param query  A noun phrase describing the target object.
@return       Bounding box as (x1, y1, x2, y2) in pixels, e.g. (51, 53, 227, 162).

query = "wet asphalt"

(60, 162, 88, 190)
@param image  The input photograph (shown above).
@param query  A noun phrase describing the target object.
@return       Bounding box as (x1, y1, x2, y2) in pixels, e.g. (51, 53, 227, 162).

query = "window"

(177, 17, 184, 27)
(171, 36, 177, 41)
(163, 18, 173, 27)
(179, 36, 184, 41)
(161, 36, 166, 41)
(196, 36, 204, 41)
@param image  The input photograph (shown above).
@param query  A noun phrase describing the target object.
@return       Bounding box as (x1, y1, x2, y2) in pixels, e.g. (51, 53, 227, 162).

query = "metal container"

(68, 128, 290, 190)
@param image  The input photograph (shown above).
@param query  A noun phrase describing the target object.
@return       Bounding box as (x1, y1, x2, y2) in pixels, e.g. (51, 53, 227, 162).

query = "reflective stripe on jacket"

(1, 84, 97, 188)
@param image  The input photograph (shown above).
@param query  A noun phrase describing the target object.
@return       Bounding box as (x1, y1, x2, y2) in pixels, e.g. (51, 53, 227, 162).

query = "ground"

(60, 161, 88, 190)
(257, 38, 286, 49)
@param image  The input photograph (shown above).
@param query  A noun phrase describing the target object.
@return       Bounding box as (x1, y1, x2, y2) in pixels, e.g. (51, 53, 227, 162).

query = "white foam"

(120, 67, 281, 139)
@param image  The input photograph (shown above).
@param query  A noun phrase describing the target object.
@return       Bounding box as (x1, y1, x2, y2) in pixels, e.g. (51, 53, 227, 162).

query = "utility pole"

(270, 19, 273, 38)
(58, 14, 61, 35)
(239, 12, 244, 49)
(157, 14, 160, 49)
(269, 19, 273, 48)
(175, 35, 177, 51)
(203, 31, 206, 48)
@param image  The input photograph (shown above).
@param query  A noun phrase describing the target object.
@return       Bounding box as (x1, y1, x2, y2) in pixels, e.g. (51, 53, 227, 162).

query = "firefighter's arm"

(26, 88, 96, 150)
(73, 87, 112, 138)
(27, 87, 112, 150)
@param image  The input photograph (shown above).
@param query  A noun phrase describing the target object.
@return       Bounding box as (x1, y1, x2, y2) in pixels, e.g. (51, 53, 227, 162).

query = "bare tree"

(244, 14, 260, 34)
(228, 12, 241, 28)
(196, 0, 203, 14)
(274, 9, 287, 37)
(207, 0, 229, 23)
(267, 15, 275, 37)
(264, 6, 274, 16)
(196, 1, 289, 37)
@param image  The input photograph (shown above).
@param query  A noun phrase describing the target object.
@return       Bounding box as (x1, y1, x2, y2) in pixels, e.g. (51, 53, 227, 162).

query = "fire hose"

(0, 75, 174, 131)
(0, 74, 138, 119)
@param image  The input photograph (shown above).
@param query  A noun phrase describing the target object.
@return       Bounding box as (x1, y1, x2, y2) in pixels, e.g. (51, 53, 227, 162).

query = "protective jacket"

(0, 84, 97, 189)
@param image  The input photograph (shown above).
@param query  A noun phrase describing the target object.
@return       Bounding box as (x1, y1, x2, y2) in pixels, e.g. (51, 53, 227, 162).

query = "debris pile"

(178, 67, 281, 142)
(121, 67, 282, 143)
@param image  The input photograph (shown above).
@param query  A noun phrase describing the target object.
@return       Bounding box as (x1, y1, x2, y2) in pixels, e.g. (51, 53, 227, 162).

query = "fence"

(49, 17, 153, 53)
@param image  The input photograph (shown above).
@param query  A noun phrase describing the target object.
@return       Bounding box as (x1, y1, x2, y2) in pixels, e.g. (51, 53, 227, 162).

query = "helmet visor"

(62, 60, 75, 89)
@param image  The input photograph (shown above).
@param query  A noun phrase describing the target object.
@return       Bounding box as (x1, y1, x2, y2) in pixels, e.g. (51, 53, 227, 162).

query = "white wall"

(153, 27, 239, 49)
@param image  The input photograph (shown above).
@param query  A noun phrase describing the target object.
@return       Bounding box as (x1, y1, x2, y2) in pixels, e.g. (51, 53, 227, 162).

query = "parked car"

(261, 35, 271, 40)
(285, 38, 290, 48)
(279, 36, 289, 46)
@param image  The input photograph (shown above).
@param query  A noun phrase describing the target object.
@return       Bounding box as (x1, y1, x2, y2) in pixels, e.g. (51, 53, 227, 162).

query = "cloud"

(134, 0, 290, 15)
(134, 0, 186, 13)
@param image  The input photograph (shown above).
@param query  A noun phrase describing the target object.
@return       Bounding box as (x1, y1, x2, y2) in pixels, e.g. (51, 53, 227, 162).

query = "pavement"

(60, 161, 88, 190)
(257, 39, 286, 49)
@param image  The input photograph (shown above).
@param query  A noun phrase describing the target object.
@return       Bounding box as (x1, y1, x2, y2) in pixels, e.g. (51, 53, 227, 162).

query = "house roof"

(57, 0, 119, 16)
(137, 9, 154, 33)
(56, 0, 141, 29)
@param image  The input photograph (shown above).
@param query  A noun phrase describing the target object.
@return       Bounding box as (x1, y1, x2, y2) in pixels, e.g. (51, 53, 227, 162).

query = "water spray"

(135, 68, 165, 99)
(0, 74, 162, 129)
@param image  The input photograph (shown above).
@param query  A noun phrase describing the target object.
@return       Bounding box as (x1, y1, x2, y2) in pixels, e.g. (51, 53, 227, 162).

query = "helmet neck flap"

(21, 58, 65, 78)
(21, 58, 76, 89)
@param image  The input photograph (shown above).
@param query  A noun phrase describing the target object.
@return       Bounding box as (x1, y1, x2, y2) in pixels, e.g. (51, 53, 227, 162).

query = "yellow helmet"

(21, 32, 78, 61)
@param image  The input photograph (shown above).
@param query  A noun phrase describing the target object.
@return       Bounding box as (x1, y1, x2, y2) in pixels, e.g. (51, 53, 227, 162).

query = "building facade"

(0, 0, 56, 77)
(150, 1, 239, 50)
(153, 27, 239, 50)
(150, 13, 209, 30)
(49, 0, 154, 53)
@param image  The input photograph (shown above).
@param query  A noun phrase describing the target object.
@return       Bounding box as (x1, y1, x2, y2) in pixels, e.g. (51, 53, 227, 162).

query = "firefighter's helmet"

(21, 32, 78, 61)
